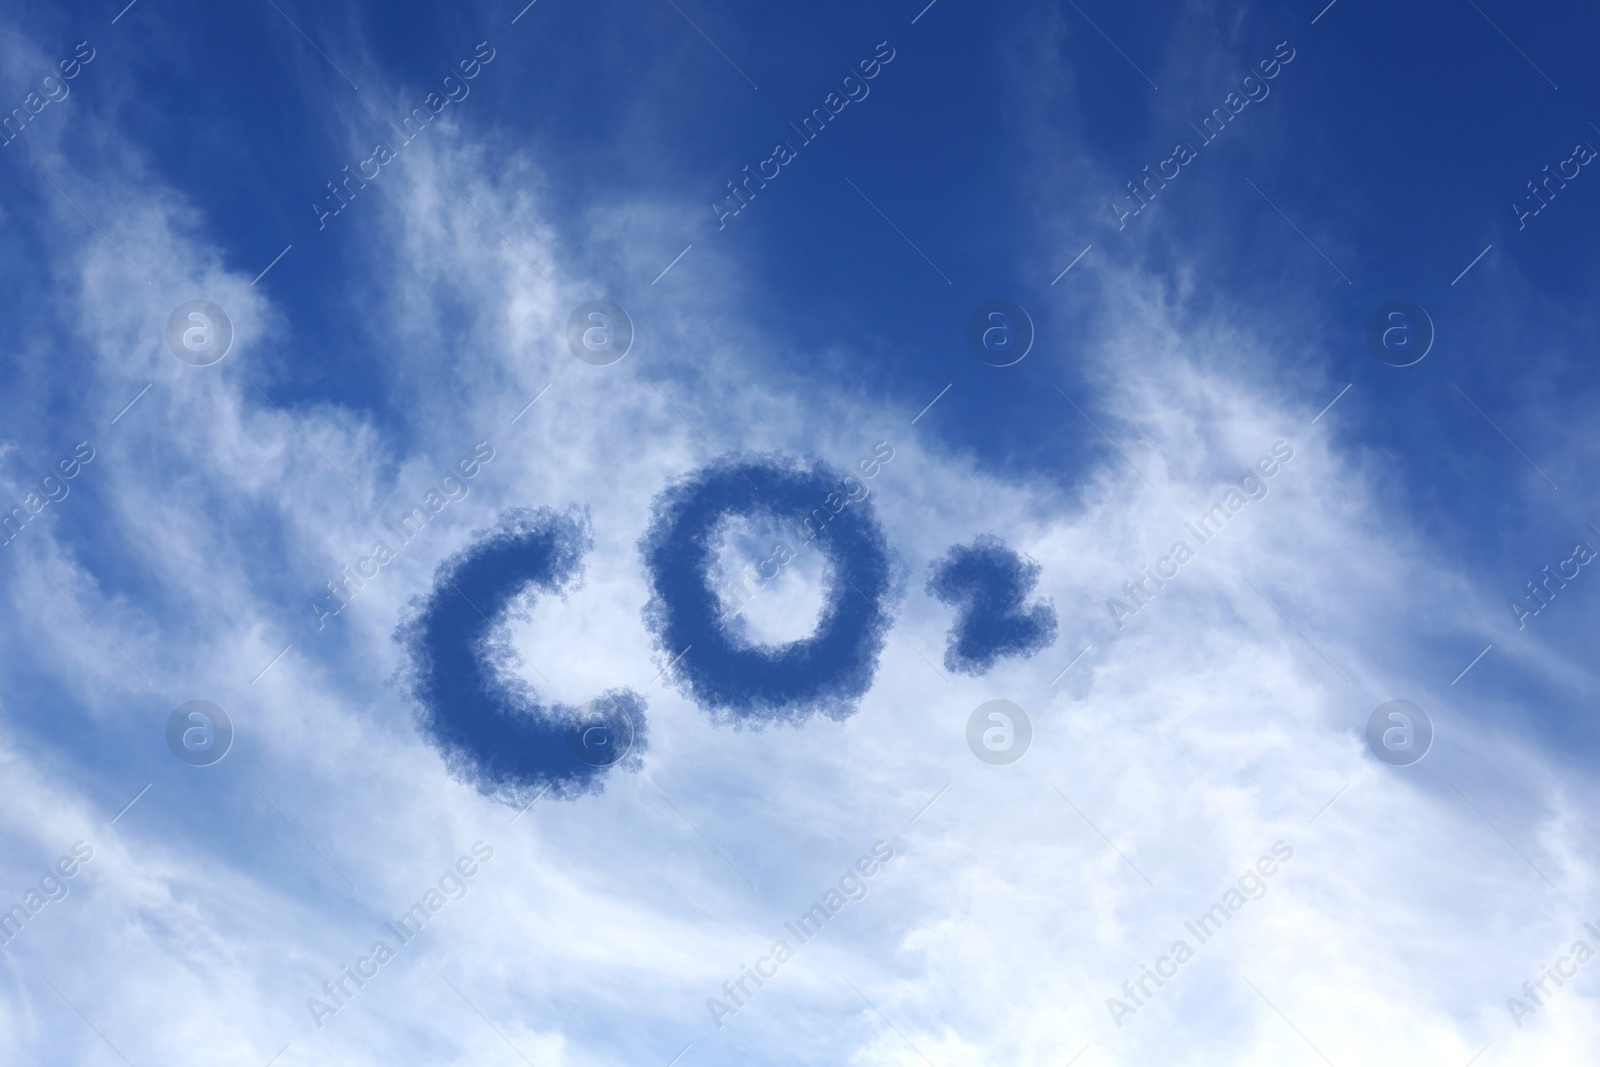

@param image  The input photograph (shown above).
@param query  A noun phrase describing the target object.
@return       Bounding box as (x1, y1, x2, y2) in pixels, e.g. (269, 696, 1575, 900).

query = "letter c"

(358, 157, 381, 180)
(356, 555, 380, 579)
(1559, 157, 1582, 180)
(1157, 157, 1180, 180)
(356, 955, 379, 978)
(1155, 555, 1179, 579)
(754, 955, 778, 978)
(1559, 556, 1581, 579)
(1155, 955, 1178, 978)
(1557, 955, 1578, 978)
(758, 157, 781, 180)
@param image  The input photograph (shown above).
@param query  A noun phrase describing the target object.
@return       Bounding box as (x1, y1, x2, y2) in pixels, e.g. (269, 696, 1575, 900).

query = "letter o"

(639, 454, 893, 723)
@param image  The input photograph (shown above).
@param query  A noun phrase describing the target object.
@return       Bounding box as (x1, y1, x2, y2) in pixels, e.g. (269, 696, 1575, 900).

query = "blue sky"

(2, 0, 1600, 1063)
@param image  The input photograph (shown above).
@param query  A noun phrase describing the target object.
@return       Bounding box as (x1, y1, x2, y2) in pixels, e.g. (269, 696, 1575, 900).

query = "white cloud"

(0, 22, 1594, 1067)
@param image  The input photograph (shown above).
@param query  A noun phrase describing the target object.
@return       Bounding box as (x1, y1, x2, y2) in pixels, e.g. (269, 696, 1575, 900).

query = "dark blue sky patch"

(926, 536, 1057, 676)
(638, 453, 894, 725)
(394, 506, 647, 805)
